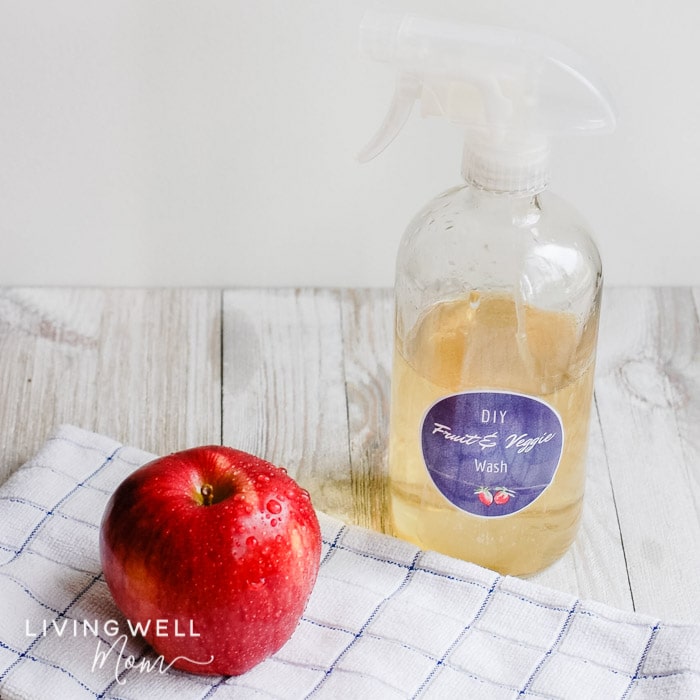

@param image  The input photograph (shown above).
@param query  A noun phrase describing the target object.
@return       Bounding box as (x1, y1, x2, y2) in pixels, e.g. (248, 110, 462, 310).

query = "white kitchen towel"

(0, 426, 698, 699)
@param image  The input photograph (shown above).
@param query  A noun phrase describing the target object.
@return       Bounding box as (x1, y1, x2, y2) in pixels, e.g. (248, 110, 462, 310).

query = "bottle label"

(420, 391, 564, 517)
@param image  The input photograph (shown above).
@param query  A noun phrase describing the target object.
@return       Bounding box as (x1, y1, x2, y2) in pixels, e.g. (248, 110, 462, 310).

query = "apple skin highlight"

(99, 446, 322, 676)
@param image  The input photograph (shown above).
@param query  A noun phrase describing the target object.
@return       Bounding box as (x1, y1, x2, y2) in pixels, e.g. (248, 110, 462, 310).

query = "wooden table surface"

(1, 287, 698, 625)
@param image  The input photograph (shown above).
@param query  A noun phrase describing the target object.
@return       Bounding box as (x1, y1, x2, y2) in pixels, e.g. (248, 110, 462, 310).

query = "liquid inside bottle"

(388, 290, 599, 576)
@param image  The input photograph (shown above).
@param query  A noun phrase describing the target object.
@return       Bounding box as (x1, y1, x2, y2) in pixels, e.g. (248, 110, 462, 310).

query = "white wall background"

(1, 1, 698, 287)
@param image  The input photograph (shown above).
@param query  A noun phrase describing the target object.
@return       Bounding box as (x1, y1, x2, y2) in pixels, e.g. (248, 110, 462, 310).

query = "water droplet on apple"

(270, 519, 278, 527)
(285, 489, 296, 499)
(266, 499, 282, 515)
(246, 578, 266, 590)
(257, 474, 270, 484)
(244, 504, 253, 514)
(246, 536, 258, 548)
(300, 489, 311, 500)
(233, 493, 246, 502)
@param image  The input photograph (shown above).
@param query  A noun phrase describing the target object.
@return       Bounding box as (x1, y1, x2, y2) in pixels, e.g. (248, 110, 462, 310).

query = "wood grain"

(0, 288, 221, 483)
(339, 288, 393, 532)
(222, 288, 354, 522)
(531, 401, 634, 609)
(595, 287, 700, 622)
(1, 285, 697, 624)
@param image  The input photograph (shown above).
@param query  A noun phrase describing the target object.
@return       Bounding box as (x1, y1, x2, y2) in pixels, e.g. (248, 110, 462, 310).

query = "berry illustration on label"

(474, 486, 493, 506)
(493, 487, 515, 505)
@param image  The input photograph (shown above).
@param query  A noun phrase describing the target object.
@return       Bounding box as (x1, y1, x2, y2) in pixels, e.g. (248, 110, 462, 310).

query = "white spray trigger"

(357, 73, 422, 163)
(358, 12, 616, 194)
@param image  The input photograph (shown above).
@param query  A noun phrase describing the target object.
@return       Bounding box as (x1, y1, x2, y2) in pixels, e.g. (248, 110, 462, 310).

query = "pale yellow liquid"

(388, 292, 599, 576)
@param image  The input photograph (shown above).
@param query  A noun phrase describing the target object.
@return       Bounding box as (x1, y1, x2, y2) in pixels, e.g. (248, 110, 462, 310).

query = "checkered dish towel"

(0, 426, 698, 699)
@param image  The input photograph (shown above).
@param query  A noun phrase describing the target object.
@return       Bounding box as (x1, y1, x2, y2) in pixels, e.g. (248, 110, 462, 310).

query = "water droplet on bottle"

(266, 499, 282, 514)
(246, 536, 258, 548)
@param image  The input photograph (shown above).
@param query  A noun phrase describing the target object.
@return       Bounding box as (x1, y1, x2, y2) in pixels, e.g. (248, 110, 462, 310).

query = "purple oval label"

(421, 391, 563, 517)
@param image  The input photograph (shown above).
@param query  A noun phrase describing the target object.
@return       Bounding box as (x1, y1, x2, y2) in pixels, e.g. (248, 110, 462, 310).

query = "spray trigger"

(357, 73, 422, 163)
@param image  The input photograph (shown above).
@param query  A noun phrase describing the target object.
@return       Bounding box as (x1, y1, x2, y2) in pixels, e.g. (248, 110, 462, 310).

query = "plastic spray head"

(359, 12, 616, 195)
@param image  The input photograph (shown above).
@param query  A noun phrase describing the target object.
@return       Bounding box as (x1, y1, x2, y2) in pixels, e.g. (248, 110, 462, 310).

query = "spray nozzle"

(359, 12, 616, 194)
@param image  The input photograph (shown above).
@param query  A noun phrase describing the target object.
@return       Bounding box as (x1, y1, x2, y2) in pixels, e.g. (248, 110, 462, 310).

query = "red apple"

(99, 446, 322, 676)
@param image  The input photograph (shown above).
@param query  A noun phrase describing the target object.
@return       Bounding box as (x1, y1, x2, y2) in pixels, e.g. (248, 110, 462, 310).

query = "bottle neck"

(461, 136, 551, 196)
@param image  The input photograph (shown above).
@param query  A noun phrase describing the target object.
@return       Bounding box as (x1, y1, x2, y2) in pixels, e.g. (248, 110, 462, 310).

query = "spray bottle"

(359, 13, 615, 576)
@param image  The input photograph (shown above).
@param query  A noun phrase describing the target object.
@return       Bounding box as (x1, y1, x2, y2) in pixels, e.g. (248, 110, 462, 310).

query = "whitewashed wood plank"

(532, 399, 633, 609)
(222, 288, 353, 522)
(0, 288, 221, 483)
(93, 288, 222, 453)
(595, 287, 700, 623)
(10, 283, 697, 621)
(339, 288, 393, 532)
(685, 288, 700, 484)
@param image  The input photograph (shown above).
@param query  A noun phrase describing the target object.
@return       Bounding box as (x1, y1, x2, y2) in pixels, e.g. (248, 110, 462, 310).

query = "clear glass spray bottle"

(359, 13, 615, 576)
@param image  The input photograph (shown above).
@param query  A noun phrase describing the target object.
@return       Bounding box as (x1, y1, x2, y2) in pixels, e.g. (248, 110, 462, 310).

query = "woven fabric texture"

(0, 426, 698, 699)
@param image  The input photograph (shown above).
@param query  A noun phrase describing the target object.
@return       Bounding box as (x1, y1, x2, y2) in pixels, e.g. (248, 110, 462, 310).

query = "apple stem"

(201, 484, 214, 506)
